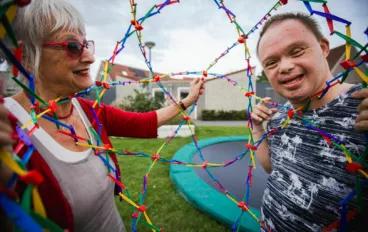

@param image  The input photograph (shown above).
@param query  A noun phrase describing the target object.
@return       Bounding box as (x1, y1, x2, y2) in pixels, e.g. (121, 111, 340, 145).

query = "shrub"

(114, 89, 164, 112)
(201, 109, 248, 121)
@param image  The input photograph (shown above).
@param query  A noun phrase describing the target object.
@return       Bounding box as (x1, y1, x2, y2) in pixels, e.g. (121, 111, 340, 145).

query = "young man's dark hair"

(256, 12, 324, 55)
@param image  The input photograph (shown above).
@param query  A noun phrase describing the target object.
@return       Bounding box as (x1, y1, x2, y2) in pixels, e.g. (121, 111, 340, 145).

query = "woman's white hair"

(13, 0, 86, 79)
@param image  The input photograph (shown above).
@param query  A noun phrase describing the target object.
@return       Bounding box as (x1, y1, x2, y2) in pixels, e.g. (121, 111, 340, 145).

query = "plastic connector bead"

(345, 162, 363, 173)
(246, 144, 257, 150)
(238, 37, 246, 43)
(137, 205, 147, 212)
(237, 202, 248, 212)
(183, 116, 190, 121)
(280, 0, 288, 5)
(48, 100, 57, 114)
(202, 161, 208, 169)
(340, 60, 356, 70)
(134, 24, 144, 31)
(361, 54, 368, 63)
(203, 71, 208, 77)
(151, 153, 160, 161)
(154, 75, 160, 82)
(19, 170, 44, 185)
(95, 81, 102, 86)
(104, 144, 111, 151)
(102, 82, 110, 89)
(287, 109, 294, 119)
(245, 91, 254, 97)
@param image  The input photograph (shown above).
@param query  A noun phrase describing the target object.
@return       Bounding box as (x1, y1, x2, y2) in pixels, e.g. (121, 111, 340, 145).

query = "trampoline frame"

(170, 136, 261, 231)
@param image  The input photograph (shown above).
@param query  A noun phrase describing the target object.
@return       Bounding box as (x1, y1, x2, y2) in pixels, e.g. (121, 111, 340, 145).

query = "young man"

(252, 13, 368, 231)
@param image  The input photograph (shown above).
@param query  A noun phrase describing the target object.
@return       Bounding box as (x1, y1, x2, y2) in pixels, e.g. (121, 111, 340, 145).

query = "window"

(180, 92, 189, 99)
(152, 88, 165, 103)
(177, 87, 190, 100)
(154, 91, 165, 102)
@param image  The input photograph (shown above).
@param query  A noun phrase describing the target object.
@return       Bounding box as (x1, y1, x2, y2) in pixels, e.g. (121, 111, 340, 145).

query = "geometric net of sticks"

(0, 0, 367, 232)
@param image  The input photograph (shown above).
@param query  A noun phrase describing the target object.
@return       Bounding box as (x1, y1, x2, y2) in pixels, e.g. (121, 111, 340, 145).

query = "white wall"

(204, 71, 256, 111)
(114, 75, 141, 104)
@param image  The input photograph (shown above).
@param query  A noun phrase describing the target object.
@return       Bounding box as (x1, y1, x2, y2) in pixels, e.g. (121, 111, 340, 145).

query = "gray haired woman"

(1, 0, 204, 231)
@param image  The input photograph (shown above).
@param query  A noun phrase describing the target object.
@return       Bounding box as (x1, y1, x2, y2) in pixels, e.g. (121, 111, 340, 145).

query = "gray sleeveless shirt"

(5, 97, 126, 232)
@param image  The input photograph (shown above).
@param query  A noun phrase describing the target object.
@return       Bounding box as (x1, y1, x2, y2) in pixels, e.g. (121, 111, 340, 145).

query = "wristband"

(179, 101, 187, 111)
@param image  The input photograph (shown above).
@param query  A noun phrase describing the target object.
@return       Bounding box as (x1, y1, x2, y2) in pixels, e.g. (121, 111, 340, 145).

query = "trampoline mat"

(192, 141, 269, 209)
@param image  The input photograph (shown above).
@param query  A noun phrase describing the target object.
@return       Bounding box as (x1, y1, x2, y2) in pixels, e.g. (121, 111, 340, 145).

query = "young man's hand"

(251, 97, 278, 127)
(352, 88, 368, 132)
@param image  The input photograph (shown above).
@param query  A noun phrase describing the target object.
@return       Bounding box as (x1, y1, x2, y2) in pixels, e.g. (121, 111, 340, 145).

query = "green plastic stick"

(233, 21, 245, 35)
(20, 185, 33, 214)
(140, 5, 156, 25)
(334, 30, 367, 53)
(303, 99, 311, 112)
(0, 2, 12, 19)
(12, 77, 48, 106)
(0, 14, 18, 47)
(30, 211, 64, 232)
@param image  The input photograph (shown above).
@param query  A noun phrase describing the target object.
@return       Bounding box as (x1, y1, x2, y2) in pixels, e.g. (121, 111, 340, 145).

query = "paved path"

(192, 120, 247, 126)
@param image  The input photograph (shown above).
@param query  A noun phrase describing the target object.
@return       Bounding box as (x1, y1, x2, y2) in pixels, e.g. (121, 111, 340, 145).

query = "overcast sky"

(68, 0, 368, 78)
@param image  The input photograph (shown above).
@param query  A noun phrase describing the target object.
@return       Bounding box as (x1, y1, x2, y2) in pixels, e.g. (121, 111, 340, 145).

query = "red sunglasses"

(43, 40, 95, 59)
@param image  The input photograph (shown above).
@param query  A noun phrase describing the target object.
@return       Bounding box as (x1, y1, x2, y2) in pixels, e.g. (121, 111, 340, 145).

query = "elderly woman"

(1, 0, 204, 231)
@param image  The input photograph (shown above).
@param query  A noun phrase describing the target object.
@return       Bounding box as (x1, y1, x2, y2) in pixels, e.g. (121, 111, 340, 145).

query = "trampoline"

(170, 136, 269, 231)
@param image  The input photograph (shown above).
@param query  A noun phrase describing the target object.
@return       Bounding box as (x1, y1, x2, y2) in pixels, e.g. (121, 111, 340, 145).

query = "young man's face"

(258, 19, 331, 105)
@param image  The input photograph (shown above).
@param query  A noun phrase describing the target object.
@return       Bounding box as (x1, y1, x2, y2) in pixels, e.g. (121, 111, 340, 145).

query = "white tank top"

(4, 97, 126, 232)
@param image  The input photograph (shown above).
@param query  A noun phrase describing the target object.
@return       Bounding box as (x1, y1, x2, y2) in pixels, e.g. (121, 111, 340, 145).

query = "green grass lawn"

(111, 126, 248, 232)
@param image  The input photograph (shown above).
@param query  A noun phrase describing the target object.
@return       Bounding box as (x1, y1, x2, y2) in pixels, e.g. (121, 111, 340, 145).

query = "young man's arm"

(251, 98, 278, 174)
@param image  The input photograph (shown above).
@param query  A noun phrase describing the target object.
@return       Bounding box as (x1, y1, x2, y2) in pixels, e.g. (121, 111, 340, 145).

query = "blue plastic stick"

(312, 10, 351, 25)
(0, 195, 43, 232)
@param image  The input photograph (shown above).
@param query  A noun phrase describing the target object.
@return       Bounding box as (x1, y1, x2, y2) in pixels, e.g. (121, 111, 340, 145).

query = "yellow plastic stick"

(0, 149, 26, 176)
(143, 212, 155, 232)
(119, 193, 139, 208)
(353, 67, 368, 84)
(345, 25, 352, 60)
(0, 6, 18, 39)
(358, 170, 368, 179)
(21, 109, 51, 130)
(32, 186, 47, 218)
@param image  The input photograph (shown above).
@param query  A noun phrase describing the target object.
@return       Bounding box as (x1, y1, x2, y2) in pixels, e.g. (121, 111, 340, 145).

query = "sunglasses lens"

(67, 42, 83, 57)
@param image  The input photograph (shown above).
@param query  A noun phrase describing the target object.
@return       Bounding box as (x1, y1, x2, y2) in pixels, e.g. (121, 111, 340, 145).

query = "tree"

(256, 70, 269, 83)
(114, 89, 165, 112)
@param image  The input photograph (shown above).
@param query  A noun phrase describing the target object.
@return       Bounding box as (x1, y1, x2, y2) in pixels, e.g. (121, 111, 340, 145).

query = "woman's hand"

(352, 88, 368, 132)
(182, 78, 205, 107)
(251, 97, 278, 127)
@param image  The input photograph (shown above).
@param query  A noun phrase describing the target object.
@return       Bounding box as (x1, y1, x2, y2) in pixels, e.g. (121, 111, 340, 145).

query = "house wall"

(114, 75, 142, 104)
(156, 81, 201, 119)
(82, 86, 116, 105)
(1, 61, 21, 96)
(204, 71, 256, 113)
(256, 82, 287, 105)
(82, 73, 116, 105)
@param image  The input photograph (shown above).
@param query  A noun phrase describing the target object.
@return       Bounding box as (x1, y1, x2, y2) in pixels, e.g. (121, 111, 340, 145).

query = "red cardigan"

(13, 98, 158, 231)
